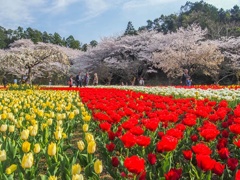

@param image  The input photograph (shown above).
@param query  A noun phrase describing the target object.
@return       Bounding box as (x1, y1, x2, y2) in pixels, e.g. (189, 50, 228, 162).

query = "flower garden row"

(78, 87, 240, 180)
(0, 90, 102, 180)
(2, 85, 240, 179)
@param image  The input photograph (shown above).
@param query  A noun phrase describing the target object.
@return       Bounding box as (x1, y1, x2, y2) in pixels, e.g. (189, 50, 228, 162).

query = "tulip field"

(2, 85, 240, 179)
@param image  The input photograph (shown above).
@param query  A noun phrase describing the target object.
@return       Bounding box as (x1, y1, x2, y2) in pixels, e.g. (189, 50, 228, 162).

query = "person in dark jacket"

(2, 76, 7, 88)
(180, 69, 189, 85)
(75, 72, 82, 87)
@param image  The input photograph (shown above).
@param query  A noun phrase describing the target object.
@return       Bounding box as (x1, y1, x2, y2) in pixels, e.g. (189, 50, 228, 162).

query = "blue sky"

(0, 0, 239, 44)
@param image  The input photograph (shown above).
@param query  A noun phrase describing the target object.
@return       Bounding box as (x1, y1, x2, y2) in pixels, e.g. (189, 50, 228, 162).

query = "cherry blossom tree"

(71, 32, 155, 84)
(0, 39, 75, 84)
(215, 36, 240, 84)
(151, 25, 224, 82)
(69, 24, 240, 85)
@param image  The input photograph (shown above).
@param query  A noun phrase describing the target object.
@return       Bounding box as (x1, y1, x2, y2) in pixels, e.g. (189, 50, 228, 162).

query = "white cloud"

(122, 0, 178, 9)
(45, 0, 79, 13)
(0, 0, 45, 28)
(65, 0, 111, 24)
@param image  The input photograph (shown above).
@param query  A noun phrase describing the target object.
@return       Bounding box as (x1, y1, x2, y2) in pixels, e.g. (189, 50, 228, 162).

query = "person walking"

(180, 69, 189, 85)
(68, 75, 73, 87)
(186, 76, 192, 86)
(2, 76, 7, 88)
(75, 72, 82, 87)
(139, 77, 144, 86)
(93, 73, 98, 86)
(84, 72, 90, 86)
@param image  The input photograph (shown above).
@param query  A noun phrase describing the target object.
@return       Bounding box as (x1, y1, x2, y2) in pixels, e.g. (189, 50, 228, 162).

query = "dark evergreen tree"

(82, 43, 88, 52)
(66, 35, 81, 49)
(0, 26, 7, 48)
(90, 40, 98, 47)
(124, 21, 137, 35)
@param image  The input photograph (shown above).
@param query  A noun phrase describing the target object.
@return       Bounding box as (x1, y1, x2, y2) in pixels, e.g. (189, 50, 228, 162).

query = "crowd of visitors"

(68, 72, 98, 87)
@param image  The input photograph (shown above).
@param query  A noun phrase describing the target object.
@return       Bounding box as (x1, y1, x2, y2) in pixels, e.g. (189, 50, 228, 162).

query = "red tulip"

(234, 139, 240, 148)
(164, 168, 182, 180)
(182, 150, 192, 160)
(235, 169, 240, 180)
(120, 132, 136, 148)
(111, 156, 119, 167)
(147, 153, 157, 165)
(106, 142, 115, 152)
(124, 155, 145, 174)
(190, 134, 198, 142)
(227, 158, 239, 171)
(136, 135, 151, 147)
(218, 148, 229, 160)
(192, 143, 212, 155)
(213, 162, 225, 176)
(196, 154, 216, 171)
(156, 135, 178, 152)
(108, 131, 115, 141)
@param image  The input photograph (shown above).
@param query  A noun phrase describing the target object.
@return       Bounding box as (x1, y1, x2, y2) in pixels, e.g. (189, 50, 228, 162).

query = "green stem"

(88, 153, 92, 163)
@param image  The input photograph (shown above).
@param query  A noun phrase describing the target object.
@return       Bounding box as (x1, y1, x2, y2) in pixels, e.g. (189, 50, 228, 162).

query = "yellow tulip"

(0, 124, 7, 132)
(72, 163, 81, 175)
(61, 113, 66, 120)
(34, 144, 41, 154)
(25, 114, 31, 121)
(47, 118, 53, 125)
(1, 113, 7, 120)
(83, 115, 91, 122)
(17, 120, 22, 128)
(50, 112, 55, 118)
(41, 123, 48, 130)
(77, 140, 85, 151)
(94, 159, 103, 174)
(54, 130, 62, 140)
(62, 132, 67, 139)
(28, 126, 33, 131)
(30, 124, 38, 136)
(20, 129, 29, 140)
(7, 113, 14, 120)
(72, 174, 84, 180)
(38, 110, 44, 117)
(22, 141, 31, 153)
(82, 124, 88, 132)
(85, 133, 94, 143)
(30, 119, 37, 125)
(57, 120, 63, 126)
(5, 164, 17, 175)
(69, 112, 75, 120)
(87, 141, 96, 154)
(48, 175, 57, 180)
(48, 142, 57, 156)
(74, 109, 79, 115)
(21, 152, 34, 169)
(8, 125, 15, 132)
(56, 114, 62, 121)
(0, 150, 6, 161)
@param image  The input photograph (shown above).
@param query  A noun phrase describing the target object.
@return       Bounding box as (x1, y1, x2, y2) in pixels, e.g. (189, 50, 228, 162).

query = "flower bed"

(78, 87, 240, 179)
(2, 86, 240, 179)
(0, 90, 101, 179)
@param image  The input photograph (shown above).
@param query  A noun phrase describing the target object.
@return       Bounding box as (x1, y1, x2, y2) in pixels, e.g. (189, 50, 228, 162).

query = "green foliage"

(139, 1, 240, 38)
(124, 21, 137, 36)
(0, 27, 85, 50)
